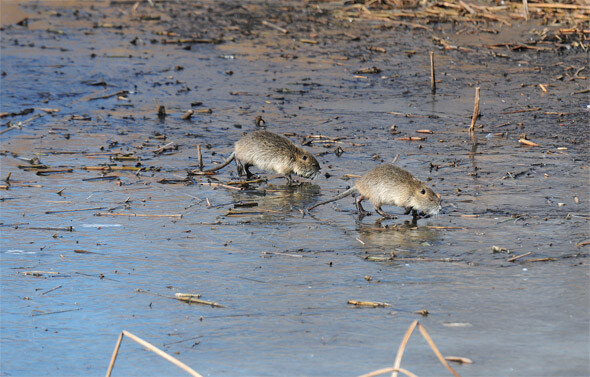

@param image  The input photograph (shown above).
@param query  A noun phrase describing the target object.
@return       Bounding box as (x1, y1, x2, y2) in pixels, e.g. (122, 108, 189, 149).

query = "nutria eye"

(420, 188, 426, 195)
(302, 155, 307, 160)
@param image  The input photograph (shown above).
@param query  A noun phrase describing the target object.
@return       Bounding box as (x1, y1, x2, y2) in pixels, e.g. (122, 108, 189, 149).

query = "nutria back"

(235, 130, 320, 179)
(355, 164, 441, 216)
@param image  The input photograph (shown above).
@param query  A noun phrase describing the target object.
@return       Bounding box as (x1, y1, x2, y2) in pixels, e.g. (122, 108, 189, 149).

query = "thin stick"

(391, 320, 418, 377)
(153, 141, 174, 154)
(31, 308, 81, 317)
(40, 285, 63, 295)
(528, 3, 590, 10)
(105, 331, 124, 377)
(261, 251, 303, 258)
(197, 145, 203, 171)
(95, 212, 182, 218)
(45, 207, 105, 214)
(262, 20, 288, 34)
(198, 182, 243, 191)
(429, 51, 436, 94)
(469, 87, 480, 133)
(522, 0, 528, 20)
(106, 331, 203, 377)
(358, 367, 419, 377)
(507, 251, 532, 262)
(417, 323, 461, 377)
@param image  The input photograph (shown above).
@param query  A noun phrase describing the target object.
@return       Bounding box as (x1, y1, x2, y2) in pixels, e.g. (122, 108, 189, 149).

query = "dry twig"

(106, 330, 203, 377)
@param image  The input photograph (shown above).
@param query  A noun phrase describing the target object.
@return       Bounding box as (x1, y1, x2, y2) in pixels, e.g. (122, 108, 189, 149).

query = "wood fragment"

(226, 178, 267, 185)
(391, 320, 418, 377)
(181, 109, 194, 120)
(36, 169, 74, 176)
(21, 271, 59, 276)
(396, 137, 425, 141)
(84, 166, 141, 171)
(95, 212, 182, 218)
(226, 209, 281, 216)
(40, 285, 63, 295)
(197, 144, 203, 171)
(106, 330, 204, 377)
(174, 293, 224, 307)
(500, 107, 541, 114)
(262, 20, 288, 34)
(28, 226, 73, 231)
(523, 258, 556, 263)
(518, 138, 541, 147)
(528, 3, 590, 10)
(417, 324, 462, 377)
(198, 182, 243, 191)
(347, 300, 390, 308)
(469, 87, 480, 132)
(445, 356, 473, 364)
(538, 84, 548, 93)
(429, 51, 436, 94)
(261, 251, 303, 258)
(88, 90, 128, 101)
(358, 367, 418, 377)
(45, 207, 105, 214)
(32, 308, 81, 317)
(507, 251, 532, 262)
(153, 141, 174, 154)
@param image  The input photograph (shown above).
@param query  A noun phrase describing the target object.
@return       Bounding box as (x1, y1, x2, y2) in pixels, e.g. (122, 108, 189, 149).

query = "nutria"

(308, 163, 441, 220)
(201, 130, 320, 185)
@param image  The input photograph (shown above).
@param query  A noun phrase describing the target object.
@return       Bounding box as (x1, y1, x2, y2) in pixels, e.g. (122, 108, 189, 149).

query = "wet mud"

(1, 1, 588, 376)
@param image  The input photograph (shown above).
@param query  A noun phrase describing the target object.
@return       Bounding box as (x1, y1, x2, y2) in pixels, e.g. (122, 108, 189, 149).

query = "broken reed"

(106, 330, 203, 377)
(360, 320, 464, 377)
(197, 144, 203, 170)
(429, 51, 436, 94)
(469, 87, 480, 132)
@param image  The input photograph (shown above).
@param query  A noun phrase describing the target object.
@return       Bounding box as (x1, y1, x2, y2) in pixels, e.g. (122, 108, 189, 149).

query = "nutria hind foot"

(375, 207, 397, 219)
(355, 195, 372, 217)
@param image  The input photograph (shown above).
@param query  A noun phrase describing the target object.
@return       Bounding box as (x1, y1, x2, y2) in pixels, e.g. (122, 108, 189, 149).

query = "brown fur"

(309, 163, 441, 220)
(206, 130, 320, 185)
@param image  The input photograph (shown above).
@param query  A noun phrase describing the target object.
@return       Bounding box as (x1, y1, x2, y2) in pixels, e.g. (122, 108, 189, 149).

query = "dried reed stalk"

(429, 51, 436, 93)
(417, 324, 461, 377)
(391, 320, 418, 377)
(197, 144, 203, 171)
(469, 87, 480, 132)
(389, 321, 462, 377)
(358, 367, 419, 377)
(105, 330, 203, 377)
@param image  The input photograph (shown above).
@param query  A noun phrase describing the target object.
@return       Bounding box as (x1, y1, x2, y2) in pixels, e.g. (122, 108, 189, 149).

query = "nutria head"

(293, 150, 320, 179)
(409, 184, 442, 217)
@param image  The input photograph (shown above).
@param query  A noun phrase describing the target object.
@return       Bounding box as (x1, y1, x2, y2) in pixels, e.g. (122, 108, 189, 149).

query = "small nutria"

(203, 130, 320, 185)
(308, 163, 441, 220)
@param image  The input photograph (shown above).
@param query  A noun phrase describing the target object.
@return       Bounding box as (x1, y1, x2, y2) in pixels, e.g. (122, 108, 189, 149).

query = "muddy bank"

(1, 1, 588, 376)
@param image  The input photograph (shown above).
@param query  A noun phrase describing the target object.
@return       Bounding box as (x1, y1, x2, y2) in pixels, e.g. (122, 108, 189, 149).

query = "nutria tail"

(203, 152, 235, 172)
(307, 187, 357, 211)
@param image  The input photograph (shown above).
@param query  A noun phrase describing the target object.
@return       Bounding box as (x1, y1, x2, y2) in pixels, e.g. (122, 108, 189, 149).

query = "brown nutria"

(308, 163, 441, 220)
(202, 130, 320, 185)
